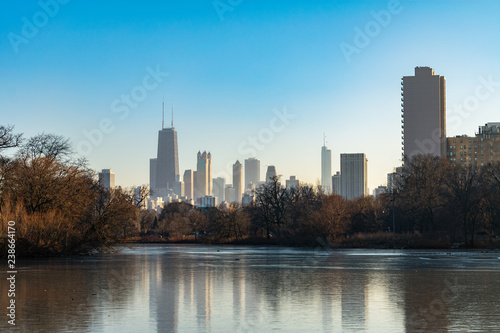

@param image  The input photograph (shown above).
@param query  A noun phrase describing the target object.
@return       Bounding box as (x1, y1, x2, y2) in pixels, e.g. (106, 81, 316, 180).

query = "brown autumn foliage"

(0, 130, 146, 256)
(2, 126, 499, 252)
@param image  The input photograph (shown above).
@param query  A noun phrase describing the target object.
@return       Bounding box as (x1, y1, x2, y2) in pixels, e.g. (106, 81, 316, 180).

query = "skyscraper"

(402, 66, 446, 159)
(213, 177, 226, 204)
(244, 157, 260, 189)
(321, 139, 332, 194)
(340, 153, 367, 199)
(265, 165, 277, 182)
(225, 185, 235, 203)
(154, 103, 179, 196)
(332, 171, 341, 195)
(286, 176, 299, 189)
(183, 169, 194, 201)
(149, 158, 157, 192)
(233, 160, 243, 203)
(99, 169, 115, 190)
(196, 151, 212, 200)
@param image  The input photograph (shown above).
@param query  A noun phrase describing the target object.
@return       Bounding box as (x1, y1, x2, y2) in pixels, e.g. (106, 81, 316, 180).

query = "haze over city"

(1, 0, 499, 192)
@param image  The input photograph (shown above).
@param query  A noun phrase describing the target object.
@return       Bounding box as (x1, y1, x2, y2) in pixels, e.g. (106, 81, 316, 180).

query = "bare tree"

(311, 194, 350, 241)
(398, 155, 449, 232)
(0, 125, 22, 151)
(211, 204, 249, 240)
(442, 164, 484, 247)
(481, 162, 500, 239)
(253, 176, 289, 238)
(19, 133, 72, 160)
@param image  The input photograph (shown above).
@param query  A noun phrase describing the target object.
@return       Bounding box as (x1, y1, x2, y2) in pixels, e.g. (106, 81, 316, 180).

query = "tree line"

(2, 124, 499, 256)
(0, 125, 147, 256)
(152, 154, 500, 248)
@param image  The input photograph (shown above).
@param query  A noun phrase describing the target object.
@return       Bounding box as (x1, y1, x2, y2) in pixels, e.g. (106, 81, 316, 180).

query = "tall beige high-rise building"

(196, 151, 212, 200)
(340, 153, 367, 199)
(402, 66, 446, 159)
(183, 169, 194, 201)
(245, 157, 260, 189)
(233, 160, 243, 203)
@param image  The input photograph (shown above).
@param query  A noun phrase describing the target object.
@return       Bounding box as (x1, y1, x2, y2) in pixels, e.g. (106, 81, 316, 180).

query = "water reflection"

(1, 245, 499, 332)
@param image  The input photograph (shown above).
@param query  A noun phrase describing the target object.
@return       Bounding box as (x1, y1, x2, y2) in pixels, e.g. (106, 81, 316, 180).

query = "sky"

(1, 0, 499, 193)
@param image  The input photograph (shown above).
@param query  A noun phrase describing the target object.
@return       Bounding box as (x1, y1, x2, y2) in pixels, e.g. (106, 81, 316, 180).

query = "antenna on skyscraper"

(323, 133, 326, 146)
(162, 98, 165, 129)
(171, 105, 174, 128)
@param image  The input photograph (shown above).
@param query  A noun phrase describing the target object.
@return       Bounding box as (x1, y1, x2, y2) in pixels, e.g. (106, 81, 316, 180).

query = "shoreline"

(4, 232, 500, 258)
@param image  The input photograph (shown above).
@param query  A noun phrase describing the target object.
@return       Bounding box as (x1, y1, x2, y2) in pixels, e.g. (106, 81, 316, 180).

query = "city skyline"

(1, 1, 499, 193)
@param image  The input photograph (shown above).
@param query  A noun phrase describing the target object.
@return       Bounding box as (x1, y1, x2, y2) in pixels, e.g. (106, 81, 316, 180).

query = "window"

(453, 139, 456, 143)
(469, 146, 472, 150)
(481, 138, 484, 142)
(469, 139, 472, 143)
(461, 139, 463, 143)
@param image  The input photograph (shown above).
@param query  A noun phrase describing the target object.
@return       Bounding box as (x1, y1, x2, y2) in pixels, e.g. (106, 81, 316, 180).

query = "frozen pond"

(2, 244, 500, 332)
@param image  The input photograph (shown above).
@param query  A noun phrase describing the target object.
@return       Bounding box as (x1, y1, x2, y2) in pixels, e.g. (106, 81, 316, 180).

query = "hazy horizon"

(2, 0, 499, 192)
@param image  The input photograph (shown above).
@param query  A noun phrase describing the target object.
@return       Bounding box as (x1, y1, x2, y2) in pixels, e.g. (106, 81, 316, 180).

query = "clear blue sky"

(1, 0, 499, 192)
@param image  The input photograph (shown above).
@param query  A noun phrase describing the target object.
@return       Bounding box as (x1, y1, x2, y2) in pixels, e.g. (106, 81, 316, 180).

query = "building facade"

(245, 157, 260, 190)
(332, 171, 341, 195)
(151, 105, 179, 198)
(99, 169, 115, 190)
(265, 165, 277, 182)
(196, 151, 212, 200)
(199, 196, 217, 208)
(213, 177, 226, 204)
(233, 160, 243, 203)
(321, 144, 332, 194)
(447, 122, 500, 167)
(183, 169, 194, 201)
(225, 185, 235, 204)
(155, 126, 179, 194)
(340, 153, 367, 199)
(149, 158, 157, 193)
(402, 66, 446, 159)
(286, 176, 299, 189)
(373, 186, 387, 198)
